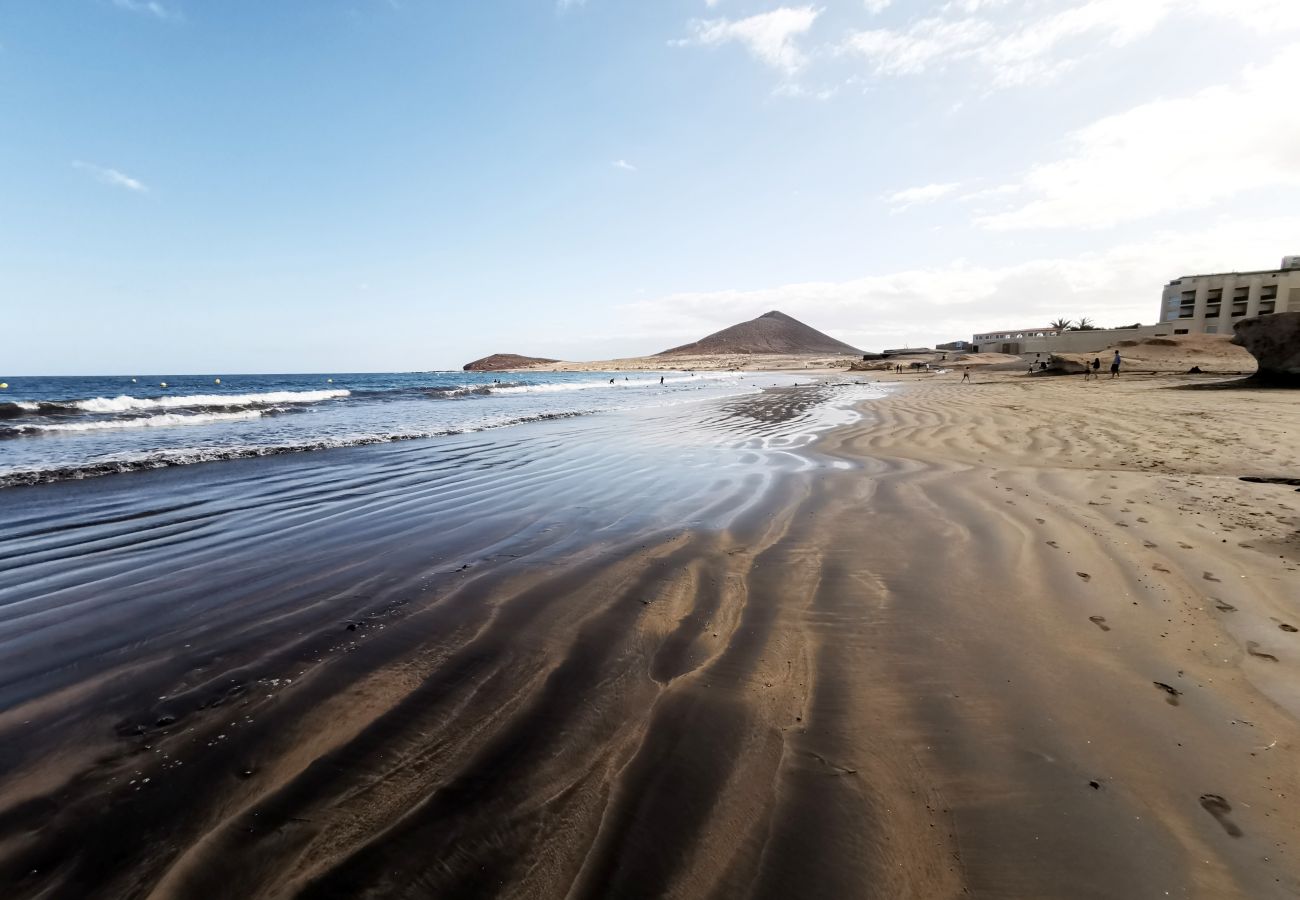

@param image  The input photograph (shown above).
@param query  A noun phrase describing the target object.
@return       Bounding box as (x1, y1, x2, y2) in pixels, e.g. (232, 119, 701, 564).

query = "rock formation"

(462, 354, 558, 372)
(656, 311, 862, 356)
(1232, 312, 1300, 384)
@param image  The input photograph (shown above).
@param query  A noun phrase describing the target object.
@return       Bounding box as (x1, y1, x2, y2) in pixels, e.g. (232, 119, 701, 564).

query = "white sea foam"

(0, 409, 593, 486)
(74, 389, 350, 413)
(19, 410, 265, 433)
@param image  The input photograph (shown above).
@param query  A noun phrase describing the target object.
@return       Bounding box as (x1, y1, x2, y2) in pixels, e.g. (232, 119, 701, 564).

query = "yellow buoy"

(214, 378, 221, 384)
(160, 382, 168, 388)
(131, 378, 137, 383)
(327, 378, 333, 383)
(0, 383, 8, 389)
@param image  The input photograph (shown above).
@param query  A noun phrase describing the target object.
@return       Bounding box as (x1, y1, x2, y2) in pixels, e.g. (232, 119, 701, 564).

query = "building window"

(1175, 328, 1189, 334)
(1205, 325, 1218, 334)
(1261, 284, 1278, 301)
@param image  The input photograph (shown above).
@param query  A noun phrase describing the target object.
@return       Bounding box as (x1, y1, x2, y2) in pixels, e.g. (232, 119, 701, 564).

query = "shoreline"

(1, 374, 1297, 897)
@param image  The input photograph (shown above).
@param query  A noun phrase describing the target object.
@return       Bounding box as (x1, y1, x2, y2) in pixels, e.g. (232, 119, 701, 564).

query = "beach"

(1, 371, 1298, 899)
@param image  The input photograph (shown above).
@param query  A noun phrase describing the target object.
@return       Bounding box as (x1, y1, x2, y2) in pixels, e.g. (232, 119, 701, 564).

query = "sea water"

(0, 370, 803, 487)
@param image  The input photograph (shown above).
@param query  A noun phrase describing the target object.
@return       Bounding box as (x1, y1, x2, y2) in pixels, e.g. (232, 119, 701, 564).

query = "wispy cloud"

(612, 159, 637, 172)
(620, 216, 1300, 350)
(977, 49, 1300, 229)
(886, 181, 959, 211)
(111, 0, 182, 21)
(841, 0, 1300, 89)
(73, 161, 148, 193)
(674, 7, 822, 74)
(556, 0, 587, 12)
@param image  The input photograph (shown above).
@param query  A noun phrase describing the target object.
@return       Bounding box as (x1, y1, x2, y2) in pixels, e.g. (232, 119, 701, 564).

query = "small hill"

(656, 311, 862, 356)
(463, 353, 558, 372)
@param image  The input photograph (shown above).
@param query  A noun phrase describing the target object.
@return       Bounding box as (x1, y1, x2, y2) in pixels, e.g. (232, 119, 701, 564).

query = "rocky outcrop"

(1232, 312, 1300, 384)
(462, 354, 558, 372)
(657, 311, 862, 356)
(1025, 354, 1088, 376)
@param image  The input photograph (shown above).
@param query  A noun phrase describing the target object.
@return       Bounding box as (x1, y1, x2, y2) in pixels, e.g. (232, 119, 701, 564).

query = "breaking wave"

(0, 410, 590, 488)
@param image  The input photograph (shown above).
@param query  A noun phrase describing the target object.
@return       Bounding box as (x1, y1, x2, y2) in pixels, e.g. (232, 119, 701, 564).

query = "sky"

(2, 0, 1299, 374)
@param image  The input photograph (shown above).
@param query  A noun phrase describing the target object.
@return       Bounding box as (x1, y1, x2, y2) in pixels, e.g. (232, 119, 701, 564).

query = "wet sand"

(1, 375, 1298, 898)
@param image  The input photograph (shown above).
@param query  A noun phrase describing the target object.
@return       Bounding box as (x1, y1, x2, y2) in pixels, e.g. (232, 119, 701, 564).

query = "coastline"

(1, 373, 1297, 898)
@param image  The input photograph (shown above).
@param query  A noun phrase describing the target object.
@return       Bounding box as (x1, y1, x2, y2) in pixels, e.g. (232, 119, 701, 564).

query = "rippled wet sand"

(3, 376, 1299, 900)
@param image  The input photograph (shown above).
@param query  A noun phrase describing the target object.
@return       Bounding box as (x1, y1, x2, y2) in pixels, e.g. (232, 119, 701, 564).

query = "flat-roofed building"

(971, 327, 1059, 354)
(1161, 256, 1300, 335)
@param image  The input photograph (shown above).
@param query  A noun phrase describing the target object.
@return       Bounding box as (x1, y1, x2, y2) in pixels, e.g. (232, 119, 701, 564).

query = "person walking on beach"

(1110, 350, 1121, 378)
(961, 367, 971, 383)
(1091, 357, 1101, 379)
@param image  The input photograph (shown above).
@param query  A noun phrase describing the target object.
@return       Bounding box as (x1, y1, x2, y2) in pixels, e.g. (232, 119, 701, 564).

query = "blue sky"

(3, 0, 1298, 373)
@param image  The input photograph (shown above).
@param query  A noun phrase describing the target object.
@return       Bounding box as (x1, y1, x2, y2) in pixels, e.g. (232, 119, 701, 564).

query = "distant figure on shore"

(659, 376, 664, 384)
(961, 367, 971, 383)
(1110, 350, 1121, 378)
(1091, 357, 1102, 379)
(609, 378, 615, 384)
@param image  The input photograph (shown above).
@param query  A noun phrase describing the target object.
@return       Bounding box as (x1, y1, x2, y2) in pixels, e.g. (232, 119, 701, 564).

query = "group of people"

(1084, 350, 1122, 381)
(956, 350, 1122, 384)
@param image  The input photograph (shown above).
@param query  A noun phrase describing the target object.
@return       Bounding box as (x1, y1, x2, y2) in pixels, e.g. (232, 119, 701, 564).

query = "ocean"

(0, 369, 812, 487)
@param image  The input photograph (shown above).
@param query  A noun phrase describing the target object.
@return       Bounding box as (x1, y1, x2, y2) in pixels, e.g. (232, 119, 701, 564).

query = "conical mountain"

(656, 310, 862, 356)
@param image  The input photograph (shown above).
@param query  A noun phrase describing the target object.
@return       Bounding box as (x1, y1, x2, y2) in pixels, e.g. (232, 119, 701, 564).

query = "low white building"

(1160, 256, 1300, 335)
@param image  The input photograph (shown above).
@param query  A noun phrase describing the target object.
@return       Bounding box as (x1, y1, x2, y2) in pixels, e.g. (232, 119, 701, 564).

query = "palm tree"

(1076, 317, 1096, 331)
(1049, 317, 1072, 331)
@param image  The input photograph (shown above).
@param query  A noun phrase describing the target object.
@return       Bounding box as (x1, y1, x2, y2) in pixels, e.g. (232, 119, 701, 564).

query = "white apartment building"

(1160, 256, 1300, 335)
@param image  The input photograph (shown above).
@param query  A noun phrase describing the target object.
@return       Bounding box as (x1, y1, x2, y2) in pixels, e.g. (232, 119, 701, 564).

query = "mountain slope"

(656, 311, 862, 356)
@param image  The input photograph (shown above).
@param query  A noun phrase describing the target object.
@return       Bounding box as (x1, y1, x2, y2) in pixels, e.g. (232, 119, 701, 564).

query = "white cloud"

(843, 16, 993, 77)
(612, 159, 637, 172)
(978, 50, 1300, 229)
(864, 0, 892, 12)
(618, 216, 1300, 350)
(675, 7, 822, 74)
(886, 181, 960, 211)
(843, 0, 1300, 89)
(111, 0, 181, 21)
(73, 161, 148, 192)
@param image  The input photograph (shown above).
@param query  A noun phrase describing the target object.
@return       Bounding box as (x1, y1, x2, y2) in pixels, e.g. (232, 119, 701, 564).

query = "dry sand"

(519, 351, 864, 372)
(1, 367, 1297, 899)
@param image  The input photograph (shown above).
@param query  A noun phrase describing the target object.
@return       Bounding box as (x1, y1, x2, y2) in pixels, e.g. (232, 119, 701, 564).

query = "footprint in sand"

(1199, 794, 1243, 837)
(1089, 616, 1111, 632)
(1153, 681, 1182, 705)
(1036, 518, 1046, 525)
(1246, 642, 1279, 662)
(1202, 572, 1220, 582)
(1280, 623, 1298, 633)
(1137, 517, 1149, 523)
(1046, 540, 1059, 549)
(1077, 572, 1092, 582)
(1214, 600, 1237, 612)
(1179, 542, 1194, 549)
(1143, 540, 1159, 549)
